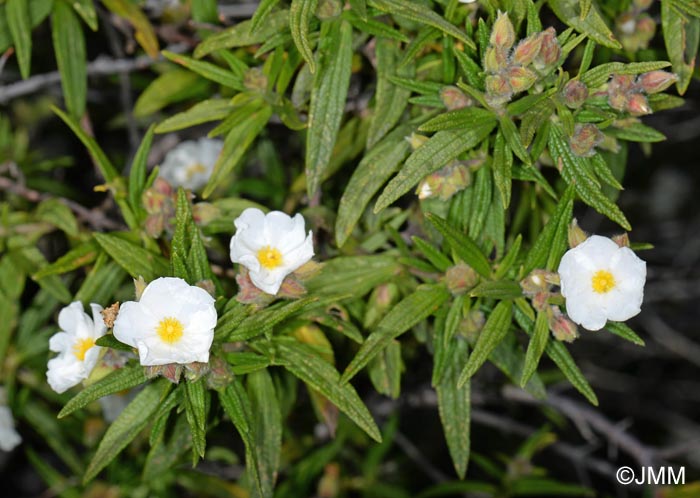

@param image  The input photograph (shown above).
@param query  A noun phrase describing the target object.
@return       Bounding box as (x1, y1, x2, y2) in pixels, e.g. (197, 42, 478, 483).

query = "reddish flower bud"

(507, 66, 538, 93)
(637, 71, 677, 94)
(626, 93, 652, 116)
(569, 123, 603, 157)
(485, 73, 513, 101)
(512, 34, 543, 66)
(562, 80, 589, 109)
(567, 218, 588, 248)
(534, 28, 561, 70)
(612, 232, 630, 248)
(607, 74, 636, 111)
(490, 11, 516, 49)
(483, 45, 509, 73)
(548, 306, 579, 343)
(520, 269, 558, 296)
(440, 85, 473, 110)
(636, 14, 656, 39)
(633, 0, 653, 10)
(445, 263, 479, 295)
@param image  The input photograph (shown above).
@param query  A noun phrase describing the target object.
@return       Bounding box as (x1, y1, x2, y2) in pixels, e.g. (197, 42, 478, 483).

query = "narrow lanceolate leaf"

(70, 0, 98, 31)
(520, 311, 550, 387)
(33, 240, 99, 279)
(6, 0, 32, 79)
(58, 365, 147, 419)
(580, 61, 672, 88)
(94, 233, 169, 281)
(368, 340, 402, 399)
(252, 0, 282, 31)
(52, 1, 87, 118)
(662, 0, 699, 95)
(368, 0, 475, 49)
(218, 382, 267, 498)
(458, 301, 513, 386)
(129, 124, 155, 215)
(306, 19, 353, 197)
(368, 39, 413, 148)
(306, 255, 401, 297)
(247, 370, 282, 497)
(154, 99, 232, 134)
(548, 124, 631, 230)
(548, 0, 621, 49)
(425, 213, 491, 277)
(162, 51, 244, 90)
(84, 380, 170, 483)
(290, 0, 318, 73)
(172, 189, 193, 280)
(341, 285, 450, 384)
(195, 10, 289, 57)
(469, 280, 522, 300)
(493, 131, 513, 209)
(499, 116, 531, 166)
(419, 108, 495, 133)
(336, 126, 411, 247)
(256, 337, 382, 442)
(375, 117, 496, 212)
(605, 322, 645, 346)
(436, 339, 470, 479)
(203, 104, 272, 198)
(184, 379, 207, 459)
(102, 0, 159, 58)
(133, 70, 206, 118)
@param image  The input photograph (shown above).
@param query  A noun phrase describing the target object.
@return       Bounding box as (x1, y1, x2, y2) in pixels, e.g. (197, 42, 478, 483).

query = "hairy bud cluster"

(607, 71, 677, 116)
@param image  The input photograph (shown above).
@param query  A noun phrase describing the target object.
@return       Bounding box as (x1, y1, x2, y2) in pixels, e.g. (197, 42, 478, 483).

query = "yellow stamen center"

(257, 246, 283, 269)
(185, 163, 207, 181)
(156, 317, 184, 344)
(591, 270, 616, 294)
(73, 338, 95, 361)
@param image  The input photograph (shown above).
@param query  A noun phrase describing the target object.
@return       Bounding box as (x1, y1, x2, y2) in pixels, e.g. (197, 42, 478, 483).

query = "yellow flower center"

(185, 163, 207, 181)
(156, 317, 184, 344)
(73, 338, 95, 361)
(591, 270, 616, 294)
(257, 246, 283, 269)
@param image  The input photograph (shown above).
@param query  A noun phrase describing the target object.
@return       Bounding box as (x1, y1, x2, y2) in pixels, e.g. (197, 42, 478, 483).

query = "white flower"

(0, 387, 21, 452)
(47, 302, 106, 394)
(558, 235, 646, 331)
(113, 277, 217, 366)
(158, 138, 223, 191)
(229, 208, 314, 295)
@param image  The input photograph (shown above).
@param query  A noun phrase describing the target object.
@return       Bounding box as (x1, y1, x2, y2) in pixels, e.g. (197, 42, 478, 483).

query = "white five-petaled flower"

(47, 302, 106, 394)
(113, 277, 217, 366)
(0, 386, 21, 452)
(229, 208, 314, 295)
(158, 137, 223, 192)
(558, 235, 646, 331)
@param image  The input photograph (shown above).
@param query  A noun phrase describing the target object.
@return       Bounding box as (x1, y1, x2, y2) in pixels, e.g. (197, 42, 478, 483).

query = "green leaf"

(495, 234, 522, 279)
(341, 284, 450, 384)
(102, 0, 159, 58)
(290, 0, 318, 73)
(606, 122, 666, 143)
(436, 338, 470, 479)
(348, 0, 368, 19)
(580, 61, 671, 88)
(7, 0, 32, 79)
(425, 213, 491, 277)
(70, 0, 98, 30)
(33, 240, 99, 279)
(162, 50, 244, 90)
(195, 10, 289, 57)
(520, 310, 549, 386)
(458, 300, 512, 386)
(202, 104, 272, 198)
(128, 124, 155, 216)
(368, 339, 402, 399)
(93, 232, 169, 281)
(252, 0, 282, 31)
(256, 336, 382, 442)
(375, 117, 496, 212)
(469, 280, 522, 299)
(368, 0, 475, 49)
(184, 379, 208, 459)
(493, 131, 513, 209)
(58, 364, 148, 419)
(305, 19, 353, 197)
(133, 70, 207, 118)
(51, 105, 118, 182)
(75, 259, 126, 304)
(336, 126, 411, 246)
(84, 380, 170, 483)
(662, 0, 700, 95)
(418, 108, 494, 132)
(412, 236, 452, 273)
(605, 321, 645, 346)
(548, 0, 621, 48)
(499, 115, 531, 166)
(36, 198, 79, 236)
(154, 99, 232, 134)
(467, 164, 493, 240)
(52, 0, 86, 118)
(342, 9, 409, 42)
(247, 370, 282, 497)
(306, 255, 401, 297)
(95, 333, 133, 352)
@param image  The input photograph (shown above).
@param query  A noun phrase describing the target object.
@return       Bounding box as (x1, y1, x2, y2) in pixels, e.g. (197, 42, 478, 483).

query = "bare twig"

(393, 431, 449, 483)
(0, 44, 188, 104)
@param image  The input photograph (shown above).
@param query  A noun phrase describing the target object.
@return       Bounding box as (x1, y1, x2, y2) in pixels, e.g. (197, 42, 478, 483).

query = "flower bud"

(316, 0, 342, 20)
(440, 86, 473, 110)
(569, 123, 603, 157)
(534, 28, 561, 70)
(490, 11, 516, 49)
(483, 46, 509, 73)
(100, 302, 120, 329)
(637, 71, 677, 94)
(562, 80, 589, 109)
(520, 269, 556, 296)
(192, 202, 220, 226)
(512, 34, 543, 66)
(417, 162, 471, 201)
(626, 93, 652, 116)
(460, 310, 486, 342)
(485, 73, 513, 99)
(567, 218, 588, 248)
(636, 14, 656, 39)
(207, 356, 234, 390)
(612, 232, 630, 248)
(507, 66, 538, 93)
(633, 0, 653, 10)
(445, 263, 479, 295)
(548, 306, 579, 343)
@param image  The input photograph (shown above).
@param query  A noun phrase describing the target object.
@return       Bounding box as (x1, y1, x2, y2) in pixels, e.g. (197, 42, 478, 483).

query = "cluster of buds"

(562, 79, 589, 109)
(417, 161, 472, 200)
(444, 263, 479, 295)
(569, 123, 604, 157)
(607, 71, 677, 116)
(615, 0, 656, 52)
(520, 269, 579, 342)
(484, 12, 561, 106)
